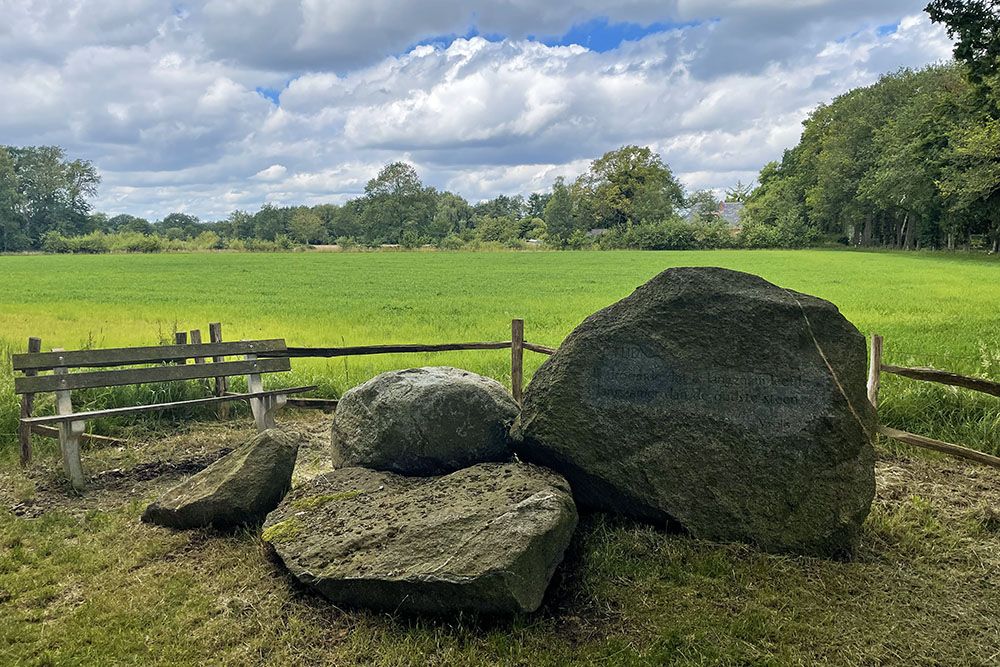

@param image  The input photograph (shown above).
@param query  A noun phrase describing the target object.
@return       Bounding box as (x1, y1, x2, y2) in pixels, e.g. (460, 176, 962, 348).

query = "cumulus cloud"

(0, 0, 954, 218)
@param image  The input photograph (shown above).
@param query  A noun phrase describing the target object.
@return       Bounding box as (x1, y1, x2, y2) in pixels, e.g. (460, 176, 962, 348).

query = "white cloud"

(0, 1, 954, 218)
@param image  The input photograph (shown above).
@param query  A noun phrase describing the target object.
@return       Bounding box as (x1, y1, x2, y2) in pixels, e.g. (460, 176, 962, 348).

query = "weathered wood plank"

(880, 364, 1000, 398)
(21, 386, 317, 425)
(15, 357, 292, 394)
(523, 341, 557, 356)
(272, 342, 512, 358)
(18, 336, 42, 467)
(511, 319, 524, 405)
(879, 426, 1000, 469)
(29, 424, 125, 446)
(13, 339, 287, 372)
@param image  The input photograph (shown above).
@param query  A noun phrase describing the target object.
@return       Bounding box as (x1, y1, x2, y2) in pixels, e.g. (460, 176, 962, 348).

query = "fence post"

(189, 329, 204, 363)
(174, 331, 188, 365)
(18, 336, 42, 467)
(867, 333, 883, 410)
(511, 319, 524, 404)
(209, 322, 229, 419)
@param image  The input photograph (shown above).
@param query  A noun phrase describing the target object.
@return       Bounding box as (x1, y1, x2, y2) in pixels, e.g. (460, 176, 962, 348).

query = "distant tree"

(250, 204, 288, 241)
(574, 145, 685, 229)
(686, 190, 721, 224)
(0, 146, 27, 251)
(6, 145, 100, 245)
(526, 192, 551, 218)
(288, 208, 328, 244)
(474, 194, 525, 220)
(108, 214, 152, 234)
(725, 180, 754, 203)
(431, 192, 473, 239)
(543, 177, 575, 243)
(359, 162, 436, 243)
(156, 212, 201, 239)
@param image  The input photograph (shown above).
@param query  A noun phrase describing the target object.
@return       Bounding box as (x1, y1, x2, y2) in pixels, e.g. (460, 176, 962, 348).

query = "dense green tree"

(6, 145, 100, 244)
(526, 192, 551, 218)
(0, 147, 27, 251)
(359, 162, 436, 244)
(431, 192, 473, 239)
(543, 177, 575, 242)
(108, 214, 152, 234)
(926, 0, 1000, 107)
(289, 208, 328, 244)
(573, 145, 685, 229)
(686, 190, 721, 224)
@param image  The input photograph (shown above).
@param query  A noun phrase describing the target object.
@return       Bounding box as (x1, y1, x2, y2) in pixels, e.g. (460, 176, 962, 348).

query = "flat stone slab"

(262, 463, 578, 614)
(513, 267, 876, 557)
(142, 429, 300, 529)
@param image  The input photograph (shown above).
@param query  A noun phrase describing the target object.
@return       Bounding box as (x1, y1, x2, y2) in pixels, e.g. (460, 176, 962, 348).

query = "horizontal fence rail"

(880, 364, 1000, 398)
(867, 333, 1000, 470)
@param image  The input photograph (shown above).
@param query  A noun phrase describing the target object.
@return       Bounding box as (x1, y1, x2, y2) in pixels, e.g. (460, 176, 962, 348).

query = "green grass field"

(2, 249, 1000, 666)
(1, 248, 998, 456)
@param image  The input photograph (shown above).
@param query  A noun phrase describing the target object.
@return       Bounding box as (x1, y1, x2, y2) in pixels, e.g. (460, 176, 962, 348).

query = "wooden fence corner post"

(867, 333, 883, 410)
(511, 319, 524, 405)
(18, 336, 42, 467)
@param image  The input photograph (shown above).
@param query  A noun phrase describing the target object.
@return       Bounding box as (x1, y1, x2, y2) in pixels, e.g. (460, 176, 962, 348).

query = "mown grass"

(1, 249, 999, 665)
(2, 429, 999, 666)
(1, 248, 998, 456)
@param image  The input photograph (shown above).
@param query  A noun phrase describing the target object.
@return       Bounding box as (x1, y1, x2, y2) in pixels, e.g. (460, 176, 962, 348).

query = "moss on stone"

(261, 518, 302, 544)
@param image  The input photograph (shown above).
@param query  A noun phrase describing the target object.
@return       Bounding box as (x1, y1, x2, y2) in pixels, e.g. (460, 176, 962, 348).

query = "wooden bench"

(12, 339, 315, 490)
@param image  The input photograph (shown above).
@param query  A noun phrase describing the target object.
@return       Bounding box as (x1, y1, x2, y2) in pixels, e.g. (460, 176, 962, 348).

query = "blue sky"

(0, 1, 953, 219)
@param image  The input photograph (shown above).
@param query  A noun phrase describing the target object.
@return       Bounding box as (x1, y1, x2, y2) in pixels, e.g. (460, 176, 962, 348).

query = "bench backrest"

(12, 339, 290, 395)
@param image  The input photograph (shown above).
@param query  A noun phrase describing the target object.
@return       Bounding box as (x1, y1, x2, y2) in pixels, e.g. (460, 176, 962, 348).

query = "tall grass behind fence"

(1, 249, 998, 462)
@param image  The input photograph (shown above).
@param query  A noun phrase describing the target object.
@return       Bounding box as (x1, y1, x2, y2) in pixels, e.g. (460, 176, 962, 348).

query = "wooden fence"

(18, 326, 999, 470)
(17, 319, 555, 466)
(866, 333, 1000, 469)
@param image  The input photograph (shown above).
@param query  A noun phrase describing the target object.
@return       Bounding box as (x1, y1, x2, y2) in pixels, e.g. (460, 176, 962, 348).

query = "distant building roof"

(719, 202, 745, 228)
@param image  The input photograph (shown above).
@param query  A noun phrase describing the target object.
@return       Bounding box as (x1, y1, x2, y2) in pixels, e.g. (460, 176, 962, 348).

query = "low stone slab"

(262, 463, 578, 614)
(142, 429, 300, 529)
(331, 366, 519, 476)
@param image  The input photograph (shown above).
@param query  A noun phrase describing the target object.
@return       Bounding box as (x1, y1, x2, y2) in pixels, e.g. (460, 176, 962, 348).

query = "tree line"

(1, 143, 767, 253)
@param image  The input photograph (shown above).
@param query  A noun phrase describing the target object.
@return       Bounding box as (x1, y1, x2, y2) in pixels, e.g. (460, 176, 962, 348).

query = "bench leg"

(55, 390, 86, 491)
(54, 359, 86, 491)
(59, 420, 87, 492)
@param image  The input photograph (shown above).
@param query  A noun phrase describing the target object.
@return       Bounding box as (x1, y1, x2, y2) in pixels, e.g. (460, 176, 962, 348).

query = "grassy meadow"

(2, 249, 1000, 666)
(1, 248, 998, 456)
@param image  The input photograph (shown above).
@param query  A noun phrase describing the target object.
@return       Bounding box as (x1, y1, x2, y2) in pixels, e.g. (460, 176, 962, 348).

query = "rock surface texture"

(331, 366, 519, 476)
(262, 463, 578, 614)
(142, 429, 300, 529)
(513, 267, 876, 556)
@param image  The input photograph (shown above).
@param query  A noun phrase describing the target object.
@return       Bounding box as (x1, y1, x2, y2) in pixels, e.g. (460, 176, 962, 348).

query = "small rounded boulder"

(331, 366, 519, 476)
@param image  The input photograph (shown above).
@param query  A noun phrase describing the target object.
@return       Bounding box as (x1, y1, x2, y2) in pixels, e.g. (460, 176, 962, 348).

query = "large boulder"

(331, 367, 519, 476)
(513, 267, 876, 557)
(262, 463, 578, 614)
(142, 429, 300, 529)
